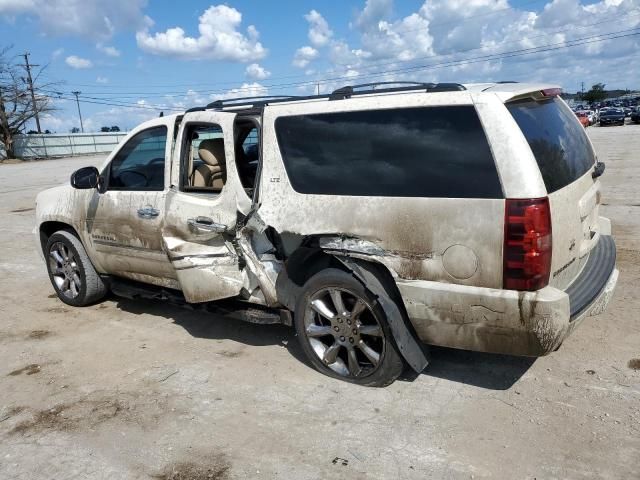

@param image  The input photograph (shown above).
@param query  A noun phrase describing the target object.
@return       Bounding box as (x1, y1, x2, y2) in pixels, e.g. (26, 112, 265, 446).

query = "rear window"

(507, 97, 596, 193)
(275, 106, 503, 198)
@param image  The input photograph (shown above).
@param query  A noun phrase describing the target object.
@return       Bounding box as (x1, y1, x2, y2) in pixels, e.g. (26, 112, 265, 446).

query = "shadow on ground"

(419, 346, 535, 390)
(114, 297, 534, 391)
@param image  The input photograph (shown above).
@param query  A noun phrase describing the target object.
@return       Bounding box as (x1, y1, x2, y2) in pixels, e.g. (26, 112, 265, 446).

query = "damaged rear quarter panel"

(258, 94, 505, 289)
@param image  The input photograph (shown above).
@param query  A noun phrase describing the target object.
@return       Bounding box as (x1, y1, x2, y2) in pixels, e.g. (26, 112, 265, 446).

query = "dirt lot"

(1, 124, 639, 480)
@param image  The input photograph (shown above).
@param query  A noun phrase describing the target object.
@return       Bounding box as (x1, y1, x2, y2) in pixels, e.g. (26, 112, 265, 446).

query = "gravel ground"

(0, 125, 638, 480)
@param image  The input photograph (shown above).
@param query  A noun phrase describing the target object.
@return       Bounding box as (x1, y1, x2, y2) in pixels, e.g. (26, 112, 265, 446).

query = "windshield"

(508, 97, 596, 193)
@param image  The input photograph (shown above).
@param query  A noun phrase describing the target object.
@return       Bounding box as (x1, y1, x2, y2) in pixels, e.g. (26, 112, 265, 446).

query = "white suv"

(35, 82, 618, 386)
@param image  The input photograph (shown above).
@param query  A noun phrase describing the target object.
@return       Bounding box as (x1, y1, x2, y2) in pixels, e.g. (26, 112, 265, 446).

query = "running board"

(107, 277, 290, 326)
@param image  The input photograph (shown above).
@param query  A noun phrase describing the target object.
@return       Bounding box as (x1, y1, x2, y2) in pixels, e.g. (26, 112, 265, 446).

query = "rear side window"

(507, 97, 596, 193)
(275, 106, 503, 198)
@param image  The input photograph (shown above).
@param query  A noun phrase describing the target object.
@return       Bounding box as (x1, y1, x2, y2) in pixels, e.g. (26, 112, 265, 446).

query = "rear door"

(507, 96, 600, 289)
(162, 110, 252, 303)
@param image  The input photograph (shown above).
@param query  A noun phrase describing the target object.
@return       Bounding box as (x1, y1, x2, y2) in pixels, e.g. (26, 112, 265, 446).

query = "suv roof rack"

(206, 95, 301, 110)
(329, 82, 466, 100)
(184, 81, 468, 113)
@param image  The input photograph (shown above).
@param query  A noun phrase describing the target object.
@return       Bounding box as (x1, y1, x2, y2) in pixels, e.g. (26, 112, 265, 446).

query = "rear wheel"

(294, 268, 404, 387)
(45, 230, 108, 306)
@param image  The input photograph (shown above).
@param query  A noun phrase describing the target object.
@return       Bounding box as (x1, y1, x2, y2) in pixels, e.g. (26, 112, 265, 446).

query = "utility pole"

(581, 81, 585, 100)
(21, 52, 41, 133)
(72, 91, 84, 133)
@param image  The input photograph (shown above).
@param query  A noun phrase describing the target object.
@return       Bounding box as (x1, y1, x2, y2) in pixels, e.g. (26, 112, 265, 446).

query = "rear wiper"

(592, 161, 605, 179)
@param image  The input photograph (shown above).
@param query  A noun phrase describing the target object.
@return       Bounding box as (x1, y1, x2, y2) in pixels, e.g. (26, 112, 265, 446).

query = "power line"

(50, 11, 640, 100)
(44, 6, 640, 95)
(44, 92, 183, 112)
(39, 27, 640, 113)
(81, 27, 640, 101)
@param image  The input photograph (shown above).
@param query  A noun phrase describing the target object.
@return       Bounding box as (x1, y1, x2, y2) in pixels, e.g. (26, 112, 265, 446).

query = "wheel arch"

(39, 221, 80, 253)
(276, 238, 429, 373)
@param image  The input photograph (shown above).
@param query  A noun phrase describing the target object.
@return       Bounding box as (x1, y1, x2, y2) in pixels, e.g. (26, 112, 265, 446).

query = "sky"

(0, 0, 639, 133)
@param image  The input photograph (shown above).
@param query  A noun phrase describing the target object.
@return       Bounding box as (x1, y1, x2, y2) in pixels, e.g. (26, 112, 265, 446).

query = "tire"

(45, 230, 108, 306)
(294, 268, 405, 387)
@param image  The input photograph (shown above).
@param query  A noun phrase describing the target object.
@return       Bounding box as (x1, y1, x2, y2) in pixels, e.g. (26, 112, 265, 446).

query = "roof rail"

(329, 81, 466, 100)
(182, 81, 469, 113)
(184, 106, 207, 114)
(206, 95, 301, 110)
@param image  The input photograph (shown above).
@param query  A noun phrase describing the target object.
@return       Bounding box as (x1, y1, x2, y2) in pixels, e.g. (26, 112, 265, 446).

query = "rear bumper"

(396, 235, 618, 357)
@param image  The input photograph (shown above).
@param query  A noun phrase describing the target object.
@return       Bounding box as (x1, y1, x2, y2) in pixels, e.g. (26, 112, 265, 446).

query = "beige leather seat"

(192, 138, 226, 189)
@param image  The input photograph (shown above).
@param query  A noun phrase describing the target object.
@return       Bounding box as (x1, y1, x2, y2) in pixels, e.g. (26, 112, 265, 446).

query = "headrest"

(198, 138, 225, 167)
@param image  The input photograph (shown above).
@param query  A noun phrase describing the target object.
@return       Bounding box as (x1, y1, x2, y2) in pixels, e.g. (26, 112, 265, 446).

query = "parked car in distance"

(575, 111, 590, 128)
(631, 107, 640, 124)
(35, 82, 618, 387)
(599, 108, 626, 126)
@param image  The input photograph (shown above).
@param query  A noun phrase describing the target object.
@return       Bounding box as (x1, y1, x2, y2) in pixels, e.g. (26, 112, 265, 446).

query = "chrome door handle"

(137, 206, 160, 219)
(187, 217, 227, 234)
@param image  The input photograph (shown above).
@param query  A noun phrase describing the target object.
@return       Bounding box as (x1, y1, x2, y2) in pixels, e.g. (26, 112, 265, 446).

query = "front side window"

(275, 106, 502, 198)
(108, 126, 167, 191)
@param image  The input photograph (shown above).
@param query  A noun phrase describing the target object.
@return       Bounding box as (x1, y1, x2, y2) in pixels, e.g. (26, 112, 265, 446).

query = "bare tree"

(0, 47, 55, 159)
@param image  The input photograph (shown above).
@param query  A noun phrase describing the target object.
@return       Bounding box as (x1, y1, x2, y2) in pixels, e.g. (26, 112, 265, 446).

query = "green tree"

(583, 83, 607, 104)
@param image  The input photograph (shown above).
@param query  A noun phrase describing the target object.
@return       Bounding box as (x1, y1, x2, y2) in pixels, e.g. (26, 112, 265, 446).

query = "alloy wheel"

(48, 242, 81, 299)
(303, 287, 385, 378)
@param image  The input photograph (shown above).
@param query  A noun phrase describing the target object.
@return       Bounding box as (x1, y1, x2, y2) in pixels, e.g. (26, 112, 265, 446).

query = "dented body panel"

(35, 82, 619, 364)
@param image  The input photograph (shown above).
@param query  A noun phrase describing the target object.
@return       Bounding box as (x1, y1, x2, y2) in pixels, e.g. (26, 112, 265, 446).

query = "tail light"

(503, 197, 552, 291)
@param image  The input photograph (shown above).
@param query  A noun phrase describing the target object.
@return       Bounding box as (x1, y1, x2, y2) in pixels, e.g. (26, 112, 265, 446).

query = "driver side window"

(108, 126, 167, 191)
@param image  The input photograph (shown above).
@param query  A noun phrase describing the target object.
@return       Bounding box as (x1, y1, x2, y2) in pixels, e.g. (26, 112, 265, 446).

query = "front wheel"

(45, 230, 108, 306)
(294, 268, 405, 387)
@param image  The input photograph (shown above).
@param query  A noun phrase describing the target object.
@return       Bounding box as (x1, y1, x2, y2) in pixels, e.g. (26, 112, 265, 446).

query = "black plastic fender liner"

(335, 256, 430, 373)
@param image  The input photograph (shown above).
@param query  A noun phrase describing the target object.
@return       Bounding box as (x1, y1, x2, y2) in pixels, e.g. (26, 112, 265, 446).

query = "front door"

(87, 123, 176, 285)
(162, 111, 253, 303)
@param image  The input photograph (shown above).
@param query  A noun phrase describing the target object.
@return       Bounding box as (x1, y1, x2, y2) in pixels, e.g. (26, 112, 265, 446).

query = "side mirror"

(70, 166, 99, 189)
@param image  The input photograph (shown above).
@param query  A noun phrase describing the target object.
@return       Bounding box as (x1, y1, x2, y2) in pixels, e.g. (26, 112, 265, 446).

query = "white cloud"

(245, 63, 271, 80)
(136, 5, 267, 62)
(51, 48, 64, 59)
(65, 55, 93, 69)
(210, 82, 268, 101)
(97, 43, 121, 57)
(0, 0, 35, 14)
(291, 0, 640, 90)
(0, 0, 147, 40)
(96, 76, 109, 84)
(305, 10, 333, 47)
(293, 46, 319, 68)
